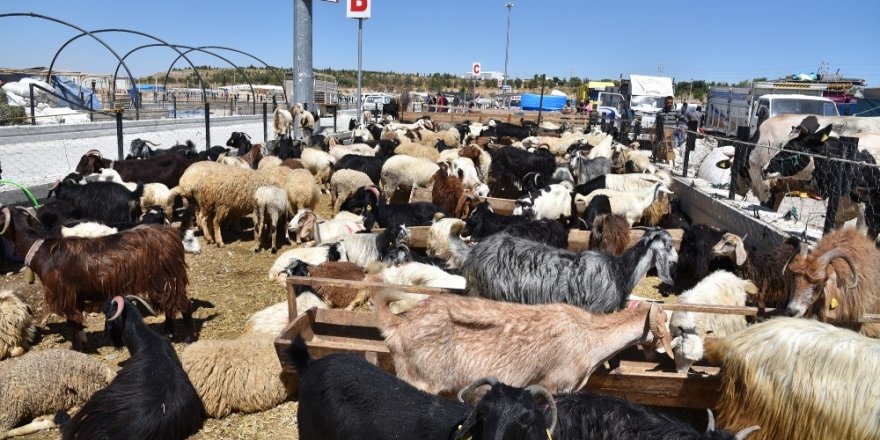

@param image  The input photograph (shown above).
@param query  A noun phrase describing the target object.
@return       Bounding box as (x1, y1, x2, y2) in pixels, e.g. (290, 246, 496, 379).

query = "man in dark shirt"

(656, 96, 686, 146)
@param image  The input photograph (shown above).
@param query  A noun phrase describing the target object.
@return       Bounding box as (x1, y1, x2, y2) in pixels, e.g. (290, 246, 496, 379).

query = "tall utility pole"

(503, 3, 513, 92)
(293, 0, 314, 118)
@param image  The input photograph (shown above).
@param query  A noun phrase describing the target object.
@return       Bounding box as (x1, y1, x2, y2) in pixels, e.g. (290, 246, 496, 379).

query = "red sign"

(347, 0, 371, 18)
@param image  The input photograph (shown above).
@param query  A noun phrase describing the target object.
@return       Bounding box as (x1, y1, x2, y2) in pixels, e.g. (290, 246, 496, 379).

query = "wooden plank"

(409, 187, 517, 215)
(287, 275, 463, 295)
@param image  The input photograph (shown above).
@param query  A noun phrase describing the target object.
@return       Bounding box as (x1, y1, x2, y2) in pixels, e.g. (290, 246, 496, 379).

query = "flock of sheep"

(0, 107, 877, 440)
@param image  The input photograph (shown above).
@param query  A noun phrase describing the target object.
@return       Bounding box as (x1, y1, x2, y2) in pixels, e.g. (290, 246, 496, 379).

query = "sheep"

(587, 214, 630, 256)
(459, 144, 491, 181)
(290, 338, 556, 440)
(512, 183, 573, 222)
(60, 221, 118, 238)
(380, 155, 439, 202)
(334, 139, 398, 185)
(75, 150, 192, 188)
(61, 296, 204, 440)
(180, 301, 300, 419)
(569, 155, 611, 185)
(394, 142, 440, 162)
(299, 147, 335, 189)
(706, 318, 880, 440)
(0, 206, 195, 347)
(426, 217, 471, 270)
(368, 261, 466, 290)
(283, 259, 369, 309)
(0, 349, 115, 437)
(253, 186, 289, 253)
(574, 182, 673, 226)
(375, 290, 673, 394)
(328, 143, 375, 161)
(785, 227, 880, 337)
(552, 393, 759, 440)
(711, 233, 802, 311)
(257, 155, 282, 170)
(329, 169, 373, 213)
(0, 290, 35, 360)
(463, 229, 678, 313)
(337, 224, 411, 267)
(268, 242, 347, 286)
(430, 162, 469, 219)
(669, 270, 758, 373)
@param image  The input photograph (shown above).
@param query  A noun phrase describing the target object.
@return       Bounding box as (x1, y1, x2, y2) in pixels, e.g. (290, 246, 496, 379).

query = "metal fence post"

(823, 136, 859, 233)
(633, 119, 641, 143)
(116, 110, 124, 160)
(173, 96, 177, 119)
(681, 120, 698, 177)
(204, 102, 211, 150)
(728, 126, 750, 200)
(29, 84, 36, 125)
(263, 102, 268, 144)
(537, 74, 546, 126)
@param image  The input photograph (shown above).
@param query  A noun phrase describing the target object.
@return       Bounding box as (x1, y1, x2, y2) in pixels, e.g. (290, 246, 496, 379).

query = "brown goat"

(430, 163, 469, 219)
(375, 290, 673, 395)
(306, 262, 368, 310)
(785, 228, 880, 337)
(0, 207, 193, 348)
(281, 158, 304, 170)
(241, 143, 264, 169)
(587, 214, 630, 256)
(638, 193, 671, 227)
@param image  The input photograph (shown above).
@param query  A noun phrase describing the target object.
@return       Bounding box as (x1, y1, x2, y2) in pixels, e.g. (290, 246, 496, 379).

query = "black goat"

(382, 99, 401, 120)
(128, 139, 198, 160)
(488, 146, 556, 198)
(580, 195, 612, 230)
(61, 296, 204, 440)
(195, 145, 233, 162)
(461, 201, 528, 241)
(334, 139, 398, 185)
(48, 174, 143, 225)
(290, 336, 556, 440)
(675, 224, 736, 289)
(482, 120, 535, 140)
(276, 136, 303, 160)
(502, 219, 568, 249)
(341, 186, 447, 230)
(75, 150, 192, 188)
(553, 392, 758, 440)
(225, 131, 253, 156)
(36, 199, 82, 231)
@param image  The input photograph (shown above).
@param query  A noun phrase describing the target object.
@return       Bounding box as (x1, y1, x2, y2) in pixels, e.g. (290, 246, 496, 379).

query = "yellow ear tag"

(366, 205, 372, 212)
(830, 297, 839, 310)
(821, 134, 829, 142)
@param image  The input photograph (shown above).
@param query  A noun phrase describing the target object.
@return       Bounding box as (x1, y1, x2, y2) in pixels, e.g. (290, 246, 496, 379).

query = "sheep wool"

(0, 290, 36, 360)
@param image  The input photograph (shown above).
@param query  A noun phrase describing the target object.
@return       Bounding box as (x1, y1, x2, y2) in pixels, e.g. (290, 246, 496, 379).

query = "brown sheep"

(638, 192, 671, 227)
(785, 228, 880, 337)
(587, 214, 630, 256)
(240, 143, 264, 169)
(281, 158, 304, 170)
(430, 163, 469, 219)
(304, 262, 369, 310)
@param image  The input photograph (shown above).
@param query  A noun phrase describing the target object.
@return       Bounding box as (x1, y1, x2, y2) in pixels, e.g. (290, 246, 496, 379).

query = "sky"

(1, 0, 879, 85)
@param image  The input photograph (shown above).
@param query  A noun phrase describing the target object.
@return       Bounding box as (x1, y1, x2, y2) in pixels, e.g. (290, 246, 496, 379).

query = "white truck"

(704, 81, 839, 138)
(596, 74, 675, 140)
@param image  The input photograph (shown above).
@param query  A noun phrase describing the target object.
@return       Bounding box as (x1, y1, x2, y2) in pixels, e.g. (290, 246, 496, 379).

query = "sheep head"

(785, 248, 858, 319)
(711, 233, 748, 266)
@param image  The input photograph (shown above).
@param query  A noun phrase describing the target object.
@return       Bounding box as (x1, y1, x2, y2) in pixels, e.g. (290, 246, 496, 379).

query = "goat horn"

(85, 149, 103, 158)
(734, 426, 761, 439)
(107, 296, 125, 321)
(457, 376, 499, 403)
(144, 140, 161, 146)
(706, 409, 716, 432)
(648, 303, 675, 360)
(525, 385, 558, 434)
(781, 252, 798, 276)
(820, 250, 859, 289)
(124, 295, 157, 317)
(0, 207, 10, 235)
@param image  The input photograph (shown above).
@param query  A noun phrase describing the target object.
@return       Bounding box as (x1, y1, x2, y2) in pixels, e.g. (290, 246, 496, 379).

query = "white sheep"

(254, 186, 290, 253)
(288, 209, 365, 245)
(257, 156, 283, 170)
(300, 148, 335, 190)
(574, 182, 673, 226)
(0, 290, 35, 360)
(268, 242, 348, 286)
(329, 143, 376, 162)
(395, 142, 440, 162)
(380, 155, 439, 202)
(217, 154, 252, 169)
(330, 169, 374, 213)
(669, 270, 758, 373)
(0, 349, 115, 436)
(368, 261, 466, 290)
(426, 218, 471, 270)
(60, 222, 119, 238)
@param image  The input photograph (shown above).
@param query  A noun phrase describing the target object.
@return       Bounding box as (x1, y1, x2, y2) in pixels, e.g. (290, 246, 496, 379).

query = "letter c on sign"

(352, 0, 368, 12)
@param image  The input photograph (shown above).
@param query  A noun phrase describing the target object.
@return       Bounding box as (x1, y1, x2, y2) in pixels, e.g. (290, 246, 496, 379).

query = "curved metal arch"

(0, 13, 139, 110)
(45, 28, 207, 103)
(192, 46, 288, 106)
(113, 43, 258, 112)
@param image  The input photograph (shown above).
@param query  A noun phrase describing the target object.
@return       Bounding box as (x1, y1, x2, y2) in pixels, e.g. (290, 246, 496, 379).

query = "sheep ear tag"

(715, 160, 731, 169)
(366, 205, 372, 212)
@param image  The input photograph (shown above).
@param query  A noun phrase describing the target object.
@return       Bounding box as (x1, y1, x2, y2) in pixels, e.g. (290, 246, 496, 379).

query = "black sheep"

(61, 296, 204, 440)
(334, 139, 398, 185)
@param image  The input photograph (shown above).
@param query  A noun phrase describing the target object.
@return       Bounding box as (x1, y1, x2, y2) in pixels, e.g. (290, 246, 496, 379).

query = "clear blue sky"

(1, 0, 878, 85)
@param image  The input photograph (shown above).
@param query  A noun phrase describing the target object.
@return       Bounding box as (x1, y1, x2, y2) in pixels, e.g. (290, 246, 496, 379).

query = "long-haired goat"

(587, 214, 630, 256)
(462, 229, 678, 313)
(375, 290, 673, 394)
(0, 206, 193, 347)
(711, 233, 801, 312)
(61, 296, 204, 440)
(74, 150, 192, 188)
(706, 318, 879, 440)
(785, 227, 880, 337)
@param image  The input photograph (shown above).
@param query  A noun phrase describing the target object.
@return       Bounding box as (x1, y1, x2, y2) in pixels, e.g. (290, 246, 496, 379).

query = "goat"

(75, 149, 192, 188)
(569, 155, 611, 186)
(273, 107, 293, 138)
(48, 174, 143, 225)
(488, 146, 555, 198)
(580, 194, 611, 230)
(572, 173, 667, 198)
(376, 290, 673, 394)
(785, 227, 880, 337)
(290, 337, 556, 440)
(340, 186, 446, 230)
(61, 296, 204, 440)
(481, 120, 535, 140)
(587, 214, 630, 256)
(711, 233, 801, 312)
(512, 183, 574, 223)
(675, 224, 736, 289)
(462, 229, 678, 313)
(129, 139, 198, 160)
(0, 206, 194, 347)
(430, 162, 470, 219)
(288, 210, 365, 245)
(225, 131, 253, 156)
(334, 139, 398, 185)
(574, 182, 673, 226)
(461, 201, 527, 240)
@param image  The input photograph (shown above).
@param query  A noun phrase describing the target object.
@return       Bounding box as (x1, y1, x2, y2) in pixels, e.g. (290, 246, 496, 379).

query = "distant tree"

(567, 77, 583, 88)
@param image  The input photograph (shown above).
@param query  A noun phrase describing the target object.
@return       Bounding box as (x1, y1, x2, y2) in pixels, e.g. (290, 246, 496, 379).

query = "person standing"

(436, 92, 448, 113)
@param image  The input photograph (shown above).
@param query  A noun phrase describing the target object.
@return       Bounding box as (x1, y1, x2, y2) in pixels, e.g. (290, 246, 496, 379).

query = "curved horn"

(85, 149, 103, 158)
(706, 409, 716, 432)
(525, 384, 558, 434)
(457, 376, 499, 403)
(143, 140, 161, 146)
(366, 185, 381, 201)
(734, 426, 761, 439)
(819, 250, 859, 289)
(0, 207, 10, 235)
(124, 295, 157, 317)
(107, 296, 126, 321)
(648, 303, 675, 360)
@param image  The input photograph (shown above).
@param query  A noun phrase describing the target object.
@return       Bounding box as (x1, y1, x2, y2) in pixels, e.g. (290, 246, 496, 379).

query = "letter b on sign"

(347, 0, 371, 18)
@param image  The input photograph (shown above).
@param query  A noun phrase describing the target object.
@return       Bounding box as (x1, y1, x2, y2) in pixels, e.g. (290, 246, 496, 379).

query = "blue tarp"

(520, 93, 567, 111)
(50, 75, 101, 110)
(136, 84, 165, 92)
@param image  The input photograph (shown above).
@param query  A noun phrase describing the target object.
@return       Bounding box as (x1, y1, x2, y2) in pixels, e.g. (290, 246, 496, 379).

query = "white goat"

(575, 182, 673, 226)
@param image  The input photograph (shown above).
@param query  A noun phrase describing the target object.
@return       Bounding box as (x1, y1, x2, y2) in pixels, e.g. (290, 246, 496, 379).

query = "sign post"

(348, 0, 371, 123)
(471, 62, 480, 105)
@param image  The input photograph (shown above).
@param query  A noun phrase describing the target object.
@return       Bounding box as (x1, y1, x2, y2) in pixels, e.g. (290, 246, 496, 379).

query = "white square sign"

(347, 0, 371, 18)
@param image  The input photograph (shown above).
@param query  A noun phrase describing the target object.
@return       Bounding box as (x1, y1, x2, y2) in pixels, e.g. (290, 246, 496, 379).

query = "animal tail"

(131, 182, 145, 199)
(289, 335, 311, 377)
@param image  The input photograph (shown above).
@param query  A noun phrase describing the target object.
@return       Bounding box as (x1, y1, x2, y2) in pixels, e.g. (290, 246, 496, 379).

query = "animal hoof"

(254, 248, 261, 253)
(271, 247, 278, 254)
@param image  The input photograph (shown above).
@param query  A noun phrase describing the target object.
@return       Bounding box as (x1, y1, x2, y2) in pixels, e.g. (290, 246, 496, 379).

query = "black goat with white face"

(61, 296, 204, 440)
(290, 337, 556, 440)
(225, 131, 253, 156)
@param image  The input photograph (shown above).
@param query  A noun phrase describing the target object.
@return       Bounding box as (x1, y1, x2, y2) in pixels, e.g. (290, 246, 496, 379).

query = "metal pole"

(537, 74, 546, 126)
(681, 120, 698, 177)
(728, 126, 750, 200)
(116, 110, 124, 160)
(293, 0, 314, 113)
(263, 102, 268, 144)
(204, 102, 211, 150)
(29, 84, 36, 125)
(823, 136, 858, 233)
(503, 3, 513, 93)
(356, 17, 363, 124)
(173, 95, 177, 119)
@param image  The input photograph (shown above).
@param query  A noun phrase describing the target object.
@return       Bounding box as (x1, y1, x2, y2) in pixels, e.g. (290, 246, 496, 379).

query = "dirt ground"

(1, 193, 677, 439)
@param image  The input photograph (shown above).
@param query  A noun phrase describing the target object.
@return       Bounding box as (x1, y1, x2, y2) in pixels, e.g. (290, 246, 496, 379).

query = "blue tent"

(520, 93, 566, 111)
(50, 75, 101, 110)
